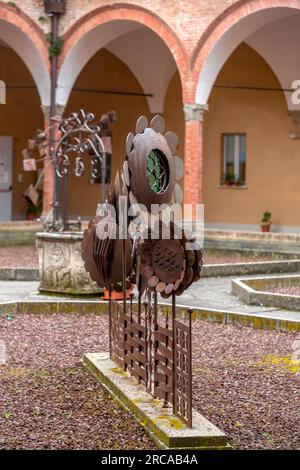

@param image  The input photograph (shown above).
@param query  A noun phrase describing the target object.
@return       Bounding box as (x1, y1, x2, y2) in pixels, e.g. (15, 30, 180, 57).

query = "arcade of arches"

(0, 1, 300, 232)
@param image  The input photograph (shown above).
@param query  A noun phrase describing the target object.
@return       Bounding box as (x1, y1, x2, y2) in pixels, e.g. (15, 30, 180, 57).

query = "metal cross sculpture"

(82, 115, 203, 427)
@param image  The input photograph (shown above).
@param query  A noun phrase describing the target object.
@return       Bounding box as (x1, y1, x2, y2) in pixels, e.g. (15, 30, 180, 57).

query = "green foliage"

(223, 171, 235, 185)
(38, 16, 49, 24)
(7, 2, 17, 8)
(26, 195, 42, 216)
(261, 211, 272, 224)
(46, 33, 64, 58)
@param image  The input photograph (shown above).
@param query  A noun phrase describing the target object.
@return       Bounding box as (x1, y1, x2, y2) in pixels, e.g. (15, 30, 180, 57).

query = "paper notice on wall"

(0, 155, 8, 183)
(0, 170, 8, 184)
(23, 158, 37, 172)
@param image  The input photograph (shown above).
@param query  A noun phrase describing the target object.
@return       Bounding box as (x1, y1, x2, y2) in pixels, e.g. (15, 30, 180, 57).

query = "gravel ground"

(192, 320, 300, 449)
(203, 249, 295, 265)
(0, 313, 299, 450)
(0, 245, 294, 268)
(0, 314, 155, 450)
(263, 285, 300, 296)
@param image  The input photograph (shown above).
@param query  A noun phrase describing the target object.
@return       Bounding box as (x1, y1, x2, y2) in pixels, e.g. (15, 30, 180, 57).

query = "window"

(222, 134, 246, 186)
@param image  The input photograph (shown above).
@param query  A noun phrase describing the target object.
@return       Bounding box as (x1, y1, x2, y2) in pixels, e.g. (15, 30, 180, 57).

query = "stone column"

(183, 103, 208, 206)
(40, 105, 65, 217)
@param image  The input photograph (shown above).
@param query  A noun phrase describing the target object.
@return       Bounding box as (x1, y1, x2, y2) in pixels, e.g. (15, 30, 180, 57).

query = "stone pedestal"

(36, 232, 101, 295)
(84, 353, 229, 449)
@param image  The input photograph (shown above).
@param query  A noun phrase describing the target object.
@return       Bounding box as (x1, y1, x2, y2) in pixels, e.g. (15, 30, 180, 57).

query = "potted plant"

(25, 196, 42, 221)
(234, 177, 243, 186)
(261, 211, 272, 232)
(26, 201, 39, 220)
(224, 171, 235, 186)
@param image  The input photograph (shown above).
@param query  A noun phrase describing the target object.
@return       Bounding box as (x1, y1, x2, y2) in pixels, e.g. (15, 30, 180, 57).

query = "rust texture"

(109, 294, 193, 427)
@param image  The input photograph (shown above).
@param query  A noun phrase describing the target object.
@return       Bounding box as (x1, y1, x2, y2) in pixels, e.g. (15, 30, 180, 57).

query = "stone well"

(36, 232, 101, 295)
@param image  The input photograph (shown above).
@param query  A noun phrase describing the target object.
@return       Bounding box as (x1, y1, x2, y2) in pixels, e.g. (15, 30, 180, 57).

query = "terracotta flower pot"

(261, 224, 270, 233)
(103, 288, 133, 301)
(26, 212, 36, 221)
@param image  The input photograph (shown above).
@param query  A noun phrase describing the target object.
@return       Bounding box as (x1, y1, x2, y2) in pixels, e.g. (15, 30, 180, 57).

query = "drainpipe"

(50, 12, 59, 121)
(44, 0, 66, 227)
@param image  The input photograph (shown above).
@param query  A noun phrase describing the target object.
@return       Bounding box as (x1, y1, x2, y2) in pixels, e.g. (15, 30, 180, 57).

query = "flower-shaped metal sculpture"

(82, 114, 202, 296)
(123, 115, 184, 210)
(81, 173, 132, 289)
(81, 115, 202, 428)
(135, 221, 202, 298)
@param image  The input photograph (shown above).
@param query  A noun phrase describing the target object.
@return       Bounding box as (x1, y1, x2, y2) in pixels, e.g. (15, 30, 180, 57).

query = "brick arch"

(191, 0, 300, 104)
(59, 3, 190, 105)
(0, 1, 50, 105)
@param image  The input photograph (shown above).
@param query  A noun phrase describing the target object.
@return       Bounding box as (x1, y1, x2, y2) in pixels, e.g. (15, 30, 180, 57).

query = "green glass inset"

(146, 149, 169, 194)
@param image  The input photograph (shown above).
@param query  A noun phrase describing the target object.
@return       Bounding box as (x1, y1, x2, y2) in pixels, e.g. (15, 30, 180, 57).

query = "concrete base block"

(83, 352, 229, 450)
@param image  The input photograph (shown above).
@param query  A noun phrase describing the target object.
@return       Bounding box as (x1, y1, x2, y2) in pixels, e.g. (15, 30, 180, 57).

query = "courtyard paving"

(1, 276, 300, 323)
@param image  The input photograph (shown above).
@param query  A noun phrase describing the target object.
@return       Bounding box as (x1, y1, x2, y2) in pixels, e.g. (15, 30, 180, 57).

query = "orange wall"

(65, 48, 151, 217)
(164, 71, 184, 160)
(0, 45, 43, 219)
(203, 43, 300, 228)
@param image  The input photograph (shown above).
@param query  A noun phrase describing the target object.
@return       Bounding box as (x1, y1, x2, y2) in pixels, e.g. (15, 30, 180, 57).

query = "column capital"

(183, 103, 208, 122)
(41, 104, 66, 120)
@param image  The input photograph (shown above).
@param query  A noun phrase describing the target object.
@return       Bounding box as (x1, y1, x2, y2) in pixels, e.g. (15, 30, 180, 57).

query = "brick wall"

(9, 0, 300, 99)
(8, 0, 238, 57)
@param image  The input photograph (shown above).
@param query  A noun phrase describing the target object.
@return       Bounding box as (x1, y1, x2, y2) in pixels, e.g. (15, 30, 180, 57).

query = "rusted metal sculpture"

(24, 109, 116, 232)
(82, 115, 203, 427)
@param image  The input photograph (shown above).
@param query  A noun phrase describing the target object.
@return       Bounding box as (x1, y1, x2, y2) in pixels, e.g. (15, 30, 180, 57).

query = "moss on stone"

(154, 415, 185, 430)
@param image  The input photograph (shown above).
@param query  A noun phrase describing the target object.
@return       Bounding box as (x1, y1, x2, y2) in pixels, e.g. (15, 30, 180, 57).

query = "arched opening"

(0, 34, 47, 221)
(58, 21, 184, 218)
(194, 7, 300, 110)
(194, 7, 300, 231)
(0, 40, 45, 220)
(0, 7, 50, 221)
